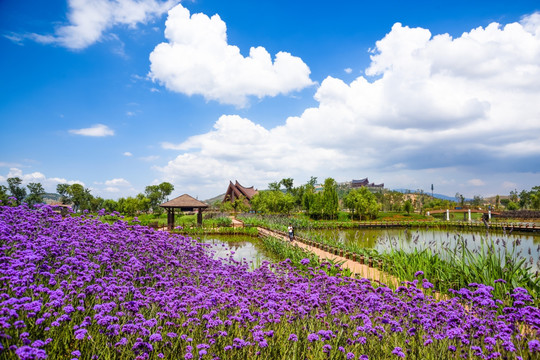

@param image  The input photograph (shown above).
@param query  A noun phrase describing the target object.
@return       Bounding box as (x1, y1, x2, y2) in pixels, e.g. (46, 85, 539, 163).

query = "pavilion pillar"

(167, 208, 175, 230)
(468, 209, 471, 222)
(446, 209, 450, 221)
(197, 208, 203, 226)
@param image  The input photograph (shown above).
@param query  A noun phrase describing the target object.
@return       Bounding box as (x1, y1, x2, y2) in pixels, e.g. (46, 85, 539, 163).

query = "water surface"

(201, 235, 274, 268)
(298, 228, 540, 272)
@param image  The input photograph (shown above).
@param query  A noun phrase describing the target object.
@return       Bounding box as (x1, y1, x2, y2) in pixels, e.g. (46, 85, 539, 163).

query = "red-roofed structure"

(223, 181, 258, 204)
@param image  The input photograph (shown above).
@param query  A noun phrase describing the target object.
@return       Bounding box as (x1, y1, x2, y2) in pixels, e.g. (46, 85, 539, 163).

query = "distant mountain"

(392, 189, 457, 202)
(43, 193, 61, 203)
(204, 193, 225, 205)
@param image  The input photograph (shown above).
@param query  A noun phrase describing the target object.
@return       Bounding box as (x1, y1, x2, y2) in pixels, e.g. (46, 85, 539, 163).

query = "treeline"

(500, 186, 540, 210)
(235, 177, 540, 220)
(0, 177, 175, 216)
(241, 177, 402, 220)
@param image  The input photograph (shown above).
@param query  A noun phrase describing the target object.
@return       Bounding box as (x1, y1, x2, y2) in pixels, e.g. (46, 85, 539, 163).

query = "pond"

(297, 228, 540, 272)
(200, 235, 274, 268)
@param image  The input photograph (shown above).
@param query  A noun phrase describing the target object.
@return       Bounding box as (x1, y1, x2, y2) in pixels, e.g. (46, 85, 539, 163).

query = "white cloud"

(156, 14, 540, 198)
(0, 162, 23, 168)
(148, 4, 314, 107)
(105, 178, 131, 187)
(123, 151, 133, 156)
(69, 124, 114, 137)
(0, 168, 84, 192)
(502, 181, 518, 189)
(344, 68, 352, 74)
(26, 0, 179, 49)
(140, 155, 160, 162)
(467, 179, 486, 186)
(102, 178, 137, 196)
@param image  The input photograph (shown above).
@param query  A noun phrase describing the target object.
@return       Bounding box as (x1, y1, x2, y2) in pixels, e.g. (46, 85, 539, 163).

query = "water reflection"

(299, 228, 540, 272)
(201, 235, 273, 268)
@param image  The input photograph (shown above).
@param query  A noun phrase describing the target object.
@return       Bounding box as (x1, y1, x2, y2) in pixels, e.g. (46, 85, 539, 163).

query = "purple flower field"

(1, 204, 539, 359)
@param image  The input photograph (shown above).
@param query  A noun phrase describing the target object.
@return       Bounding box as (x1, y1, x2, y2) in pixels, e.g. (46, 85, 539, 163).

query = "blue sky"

(1, 0, 539, 200)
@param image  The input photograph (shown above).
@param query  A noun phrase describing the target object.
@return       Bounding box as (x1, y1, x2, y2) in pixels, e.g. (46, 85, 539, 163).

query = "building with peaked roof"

(350, 178, 384, 189)
(223, 181, 258, 203)
(160, 194, 209, 229)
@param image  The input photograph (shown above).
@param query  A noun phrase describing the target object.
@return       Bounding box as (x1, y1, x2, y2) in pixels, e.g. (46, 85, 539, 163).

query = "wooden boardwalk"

(257, 227, 399, 287)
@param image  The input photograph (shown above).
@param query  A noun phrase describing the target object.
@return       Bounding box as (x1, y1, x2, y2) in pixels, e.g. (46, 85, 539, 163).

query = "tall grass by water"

(298, 228, 540, 306)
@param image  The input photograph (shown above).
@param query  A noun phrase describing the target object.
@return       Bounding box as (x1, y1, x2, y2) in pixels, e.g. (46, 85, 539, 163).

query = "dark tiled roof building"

(351, 178, 384, 189)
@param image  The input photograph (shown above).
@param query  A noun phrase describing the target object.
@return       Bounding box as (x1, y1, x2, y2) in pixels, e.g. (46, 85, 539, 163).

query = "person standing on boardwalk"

(288, 223, 294, 242)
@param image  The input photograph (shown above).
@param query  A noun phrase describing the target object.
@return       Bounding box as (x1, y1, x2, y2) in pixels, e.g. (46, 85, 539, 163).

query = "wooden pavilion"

(160, 194, 209, 230)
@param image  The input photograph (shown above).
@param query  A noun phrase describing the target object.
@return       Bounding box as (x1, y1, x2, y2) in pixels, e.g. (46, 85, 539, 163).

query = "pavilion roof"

(160, 194, 209, 209)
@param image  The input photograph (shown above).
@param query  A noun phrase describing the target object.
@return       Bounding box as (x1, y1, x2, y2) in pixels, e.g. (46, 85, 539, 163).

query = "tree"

(122, 197, 139, 216)
(307, 192, 324, 220)
(26, 182, 46, 206)
(343, 187, 379, 220)
(0, 185, 9, 204)
(267, 181, 281, 191)
(322, 178, 339, 220)
(509, 190, 519, 203)
(506, 201, 519, 210)
(90, 197, 105, 212)
(102, 199, 118, 213)
(7, 177, 27, 205)
(57, 184, 71, 205)
(145, 182, 174, 214)
(280, 178, 294, 193)
(518, 190, 531, 209)
(403, 199, 413, 215)
(471, 195, 483, 208)
(69, 184, 93, 212)
(389, 191, 405, 211)
(455, 192, 465, 207)
(530, 186, 540, 210)
(231, 196, 250, 213)
(136, 193, 151, 213)
(307, 176, 318, 187)
(251, 190, 294, 214)
(56, 183, 93, 212)
(219, 201, 234, 212)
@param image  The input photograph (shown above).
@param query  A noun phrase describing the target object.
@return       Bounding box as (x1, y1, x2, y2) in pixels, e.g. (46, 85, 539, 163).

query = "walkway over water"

(257, 227, 399, 287)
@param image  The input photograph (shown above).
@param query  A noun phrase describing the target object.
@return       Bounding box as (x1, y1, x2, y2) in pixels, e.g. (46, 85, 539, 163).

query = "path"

(256, 227, 399, 287)
(230, 216, 244, 228)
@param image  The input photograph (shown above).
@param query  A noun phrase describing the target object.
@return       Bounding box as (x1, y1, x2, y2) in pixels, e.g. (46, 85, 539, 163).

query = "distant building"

(223, 181, 258, 203)
(350, 178, 384, 189)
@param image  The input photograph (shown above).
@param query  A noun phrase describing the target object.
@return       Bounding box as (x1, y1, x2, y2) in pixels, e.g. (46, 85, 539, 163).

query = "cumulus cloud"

(0, 168, 84, 192)
(28, 0, 179, 49)
(105, 178, 131, 187)
(69, 124, 114, 137)
(140, 155, 160, 162)
(468, 179, 486, 186)
(157, 14, 540, 197)
(123, 152, 133, 156)
(148, 4, 314, 107)
(103, 178, 134, 193)
(344, 68, 353, 74)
